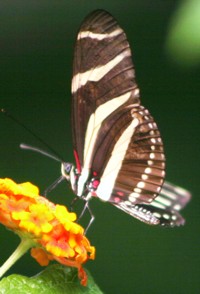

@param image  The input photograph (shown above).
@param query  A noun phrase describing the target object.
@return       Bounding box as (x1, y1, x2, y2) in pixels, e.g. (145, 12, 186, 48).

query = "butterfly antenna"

(1, 108, 64, 162)
(20, 143, 62, 162)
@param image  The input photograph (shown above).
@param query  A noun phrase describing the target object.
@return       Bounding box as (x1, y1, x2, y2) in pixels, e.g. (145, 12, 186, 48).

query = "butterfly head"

(61, 162, 74, 180)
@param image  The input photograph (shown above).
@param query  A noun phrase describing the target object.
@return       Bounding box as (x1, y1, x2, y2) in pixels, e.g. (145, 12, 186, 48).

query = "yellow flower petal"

(0, 178, 95, 286)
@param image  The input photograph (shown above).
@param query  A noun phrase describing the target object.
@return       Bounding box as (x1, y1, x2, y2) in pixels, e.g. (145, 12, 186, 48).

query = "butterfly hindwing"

(94, 104, 165, 204)
(112, 181, 191, 226)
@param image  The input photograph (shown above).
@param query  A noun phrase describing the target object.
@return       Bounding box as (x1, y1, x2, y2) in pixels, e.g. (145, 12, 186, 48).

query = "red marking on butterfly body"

(74, 150, 81, 173)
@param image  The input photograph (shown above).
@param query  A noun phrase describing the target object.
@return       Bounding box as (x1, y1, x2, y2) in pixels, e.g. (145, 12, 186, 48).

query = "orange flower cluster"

(0, 178, 95, 286)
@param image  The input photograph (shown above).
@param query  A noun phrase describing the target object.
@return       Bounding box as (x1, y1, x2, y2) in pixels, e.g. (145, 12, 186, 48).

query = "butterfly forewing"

(72, 10, 139, 168)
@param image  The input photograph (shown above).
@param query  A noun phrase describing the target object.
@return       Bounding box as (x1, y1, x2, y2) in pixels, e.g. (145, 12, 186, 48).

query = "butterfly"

(61, 9, 191, 229)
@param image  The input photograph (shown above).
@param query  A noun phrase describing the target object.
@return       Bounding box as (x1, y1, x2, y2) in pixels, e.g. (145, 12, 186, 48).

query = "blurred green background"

(0, 1, 199, 293)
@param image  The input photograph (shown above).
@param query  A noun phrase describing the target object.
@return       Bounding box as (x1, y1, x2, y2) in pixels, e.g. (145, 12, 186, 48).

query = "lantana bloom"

(0, 178, 95, 286)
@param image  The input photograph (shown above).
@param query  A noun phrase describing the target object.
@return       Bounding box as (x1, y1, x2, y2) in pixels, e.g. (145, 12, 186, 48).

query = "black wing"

(72, 9, 139, 168)
(72, 10, 165, 205)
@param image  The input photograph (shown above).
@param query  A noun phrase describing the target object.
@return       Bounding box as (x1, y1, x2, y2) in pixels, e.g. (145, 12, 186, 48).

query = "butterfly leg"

(77, 199, 95, 234)
(70, 196, 80, 211)
(85, 201, 95, 234)
(43, 175, 64, 196)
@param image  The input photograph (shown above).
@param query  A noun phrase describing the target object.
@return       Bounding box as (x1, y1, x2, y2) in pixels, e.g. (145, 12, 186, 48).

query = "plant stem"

(0, 238, 33, 278)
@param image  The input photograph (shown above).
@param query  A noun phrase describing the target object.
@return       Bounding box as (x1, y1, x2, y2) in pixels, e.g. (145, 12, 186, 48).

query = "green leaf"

(0, 264, 103, 294)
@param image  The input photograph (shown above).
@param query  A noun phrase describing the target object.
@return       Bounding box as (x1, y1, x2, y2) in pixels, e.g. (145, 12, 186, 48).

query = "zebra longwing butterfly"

(62, 10, 191, 228)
